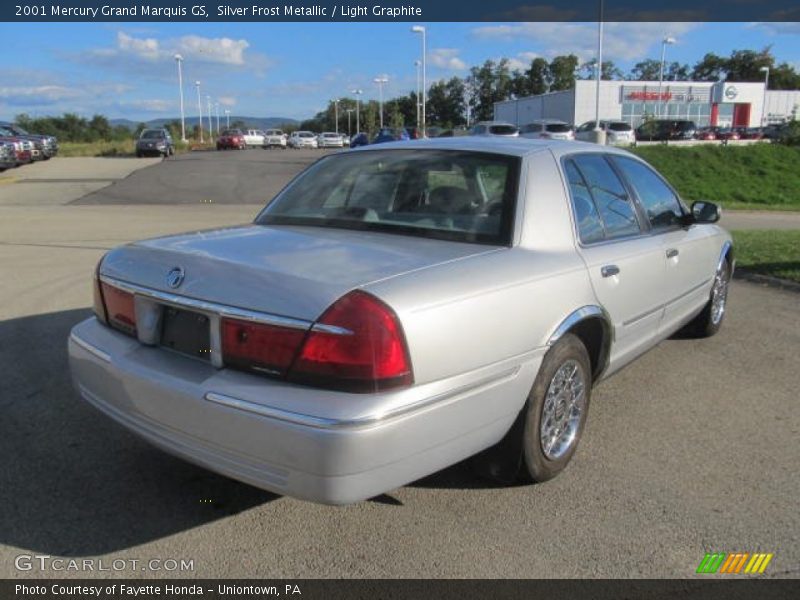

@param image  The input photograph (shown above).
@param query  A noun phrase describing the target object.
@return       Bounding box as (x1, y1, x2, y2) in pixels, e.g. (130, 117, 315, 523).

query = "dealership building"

(494, 80, 800, 128)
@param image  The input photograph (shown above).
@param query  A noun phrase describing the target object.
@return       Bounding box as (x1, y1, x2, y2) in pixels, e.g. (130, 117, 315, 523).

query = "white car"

(264, 129, 287, 149)
(288, 131, 319, 149)
(520, 120, 575, 141)
(576, 121, 637, 145)
(69, 138, 732, 505)
(469, 121, 519, 137)
(317, 132, 344, 148)
(243, 129, 267, 148)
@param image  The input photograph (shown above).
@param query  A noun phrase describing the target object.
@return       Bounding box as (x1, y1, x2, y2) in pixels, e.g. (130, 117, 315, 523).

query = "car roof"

(349, 136, 636, 159)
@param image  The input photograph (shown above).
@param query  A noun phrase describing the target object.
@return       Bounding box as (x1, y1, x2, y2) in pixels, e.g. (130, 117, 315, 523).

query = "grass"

(57, 140, 207, 157)
(731, 230, 800, 284)
(630, 144, 800, 211)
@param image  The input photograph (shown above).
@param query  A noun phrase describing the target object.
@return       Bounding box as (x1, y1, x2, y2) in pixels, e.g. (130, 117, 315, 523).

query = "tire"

(521, 333, 592, 483)
(684, 259, 731, 338)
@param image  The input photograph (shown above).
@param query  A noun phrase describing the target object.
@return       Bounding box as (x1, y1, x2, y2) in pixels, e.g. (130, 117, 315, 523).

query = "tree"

(549, 55, 579, 91)
(578, 59, 623, 80)
(526, 57, 551, 95)
(691, 52, 728, 81)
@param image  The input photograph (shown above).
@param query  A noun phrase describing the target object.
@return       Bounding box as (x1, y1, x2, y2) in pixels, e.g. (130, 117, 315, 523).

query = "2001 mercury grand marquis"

(68, 137, 733, 504)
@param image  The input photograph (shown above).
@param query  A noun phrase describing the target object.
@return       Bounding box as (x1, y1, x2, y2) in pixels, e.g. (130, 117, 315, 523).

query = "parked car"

(469, 121, 520, 137)
(521, 120, 575, 141)
(0, 125, 42, 160)
(373, 127, 410, 144)
(216, 129, 246, 150)
(288, 131, 319, 149)
(0, 141, 17, 170)
(317, 132, 344, 148)
(69, 137, 733, 505)
(0, 135, 33, 165)
(136, 129, 174, 157)
(575, 121, 635, 145)
(349, 132, 369, 148)
(339, 133, 350, 146)
(714, 127, 741, 142)
(695, 127, 717, 141)
(243, 129, 267, 148)
(636, 120, 697, 141)
(0, 121, 58, 159)
(737, 127, 764, 140)
(263, 129, 287, 149)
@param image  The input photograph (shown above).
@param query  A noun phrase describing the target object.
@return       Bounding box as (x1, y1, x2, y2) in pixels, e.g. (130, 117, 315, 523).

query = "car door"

(611, 155, 718, 334)
(564, 154, 667, 372)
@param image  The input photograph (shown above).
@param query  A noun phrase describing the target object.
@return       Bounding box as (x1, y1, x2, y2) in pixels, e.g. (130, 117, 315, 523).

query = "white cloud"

(218, 96, 236, 107)
(0, 85, 83, 106)
(176, 35, 249, 66)
(472, 22, 699, 63)
(122, 99, 172, 112)
(749, 22, 800, 36)
(117, 32, 161, 60)
(429, 48, 467, 71)
(505, 52, 542, 72)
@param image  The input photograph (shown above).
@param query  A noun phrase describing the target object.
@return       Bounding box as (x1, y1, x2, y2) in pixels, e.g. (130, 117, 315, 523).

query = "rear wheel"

(521, 333, 592, 482)
(685, 259, 731, 338)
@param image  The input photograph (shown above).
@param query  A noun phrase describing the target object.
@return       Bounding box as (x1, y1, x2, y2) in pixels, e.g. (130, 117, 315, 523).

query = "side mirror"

(691, 201, 721, 224)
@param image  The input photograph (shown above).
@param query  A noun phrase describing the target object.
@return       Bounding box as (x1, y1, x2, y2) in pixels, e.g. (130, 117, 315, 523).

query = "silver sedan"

(68, 138, 733, 504)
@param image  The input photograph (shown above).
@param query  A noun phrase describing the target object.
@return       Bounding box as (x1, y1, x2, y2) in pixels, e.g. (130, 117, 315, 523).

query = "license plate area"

(160, 306, 211, 362)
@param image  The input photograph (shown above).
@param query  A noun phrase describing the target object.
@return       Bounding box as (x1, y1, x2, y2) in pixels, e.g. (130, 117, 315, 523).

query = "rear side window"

(546, 123, 572, 133)
(608, 122, 632, 132)
(489, 125, 518, 135)
(613, 157, 684, 230)
(570, 155, 641, 240)
(564, 160, 604, 244)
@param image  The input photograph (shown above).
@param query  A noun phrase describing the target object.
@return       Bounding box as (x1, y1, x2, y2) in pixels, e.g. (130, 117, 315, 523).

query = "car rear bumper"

(68, 317, 538, 504)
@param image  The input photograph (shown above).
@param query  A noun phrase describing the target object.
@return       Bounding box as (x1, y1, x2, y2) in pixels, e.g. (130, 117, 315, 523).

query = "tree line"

(301, 46, 800, 133)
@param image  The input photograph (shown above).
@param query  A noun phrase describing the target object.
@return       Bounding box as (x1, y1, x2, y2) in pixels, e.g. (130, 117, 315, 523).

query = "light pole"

(374, 76, 388, 128)
(206, 95, 213, 138)
(657, 36, 676, 118)
(346, 108, 354, 137)
(594, 0, 604, 140)
(174, 54, 186, 142)
(215, 102, 220, 133)
(332, 98, 339, 134)
(415, 60, 421, 130)
(224, 109, 230, 129)
(760, 66, 770, 126)
(351, 89, 363, 134)
(411, 26, 426, 137)
(195, 81, 203, 143)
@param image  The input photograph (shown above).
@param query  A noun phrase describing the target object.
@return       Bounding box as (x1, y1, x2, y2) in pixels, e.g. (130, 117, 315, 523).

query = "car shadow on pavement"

(0, 309, 277, 557)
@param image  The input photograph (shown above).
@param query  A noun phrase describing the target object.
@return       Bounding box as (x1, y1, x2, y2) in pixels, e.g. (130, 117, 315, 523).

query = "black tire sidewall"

(522, 333, 592, 482)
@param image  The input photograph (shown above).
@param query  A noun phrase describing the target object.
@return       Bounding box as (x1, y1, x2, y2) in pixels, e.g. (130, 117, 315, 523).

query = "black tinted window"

(546, 123, 572, 133)
(572, 155, 641, 240)
(613, 157, 683, 230)
(564, 160, 604, 244)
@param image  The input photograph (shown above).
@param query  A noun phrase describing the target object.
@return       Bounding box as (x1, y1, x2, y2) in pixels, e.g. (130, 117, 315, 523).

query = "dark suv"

(136, 129, 174, 157)
(636, 119, 697, 141)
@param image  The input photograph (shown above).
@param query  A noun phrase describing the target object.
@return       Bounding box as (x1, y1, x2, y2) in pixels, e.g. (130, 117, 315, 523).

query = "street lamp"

(657, 36, 677, 118)
(414, 60, 421, 130)
(174, 54, 186, 142)
(206, 95, 213, 138)
(411, 25, 426, 137)
(224, 109, 230, 128)
(346, 108, 354, 137)
(351, 89, 363, 134)
(594, 0, 604, 139)
(332, 98, 339, 134)
(760, 66, 770, 126)
(373, 76, 389, 128)
(195, 81, 203, 143)
(215, 102, 220, 134)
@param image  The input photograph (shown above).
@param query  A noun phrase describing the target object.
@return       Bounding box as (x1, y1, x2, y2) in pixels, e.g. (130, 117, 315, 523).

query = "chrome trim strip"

(664, 278, 711, 308)
(69, 331, 112, 363)
(205, 366, 521, 430)
(622, 304, 664, 327)
(548, 305, 614, 345)
(100, 275, 322, 332)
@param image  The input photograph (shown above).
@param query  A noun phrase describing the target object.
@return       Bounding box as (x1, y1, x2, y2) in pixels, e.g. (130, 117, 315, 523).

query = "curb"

(734, 269, 800, 293)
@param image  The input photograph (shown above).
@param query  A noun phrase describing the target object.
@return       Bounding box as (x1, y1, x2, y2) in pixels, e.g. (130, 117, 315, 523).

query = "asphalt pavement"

(0, 152, 797, 579)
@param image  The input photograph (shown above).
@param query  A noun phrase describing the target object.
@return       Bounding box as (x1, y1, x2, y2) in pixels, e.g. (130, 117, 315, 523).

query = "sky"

(1, 21, 799, 122)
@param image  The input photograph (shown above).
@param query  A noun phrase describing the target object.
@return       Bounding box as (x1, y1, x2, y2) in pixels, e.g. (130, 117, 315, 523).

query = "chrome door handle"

(601, 265, 620, 278)
(666, 248, 679, 259)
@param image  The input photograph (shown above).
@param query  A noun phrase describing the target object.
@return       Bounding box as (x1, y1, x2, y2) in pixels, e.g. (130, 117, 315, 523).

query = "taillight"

(100, 282, 137, 337)
(221, 318, 306, 376)
(288, 291, 413, 393)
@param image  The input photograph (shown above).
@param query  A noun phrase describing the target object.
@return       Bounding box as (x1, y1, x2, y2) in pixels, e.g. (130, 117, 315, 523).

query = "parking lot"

(0, 150, 798, 578)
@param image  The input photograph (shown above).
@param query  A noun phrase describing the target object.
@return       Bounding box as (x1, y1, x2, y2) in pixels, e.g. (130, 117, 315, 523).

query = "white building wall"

(764, 90, 800, 123)
(573, 80, 624, 126)
(494, 90, 575, 126)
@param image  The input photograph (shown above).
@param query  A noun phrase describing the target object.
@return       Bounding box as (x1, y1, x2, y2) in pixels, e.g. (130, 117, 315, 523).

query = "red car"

(0, 136, 33, 165)
(715, 128, 741, 142)
(216, 129, 246, 150)
(695, 128, 717, 141)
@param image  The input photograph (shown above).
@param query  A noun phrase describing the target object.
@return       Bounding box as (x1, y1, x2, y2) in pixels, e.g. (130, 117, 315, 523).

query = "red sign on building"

(626, 91, 672, 101)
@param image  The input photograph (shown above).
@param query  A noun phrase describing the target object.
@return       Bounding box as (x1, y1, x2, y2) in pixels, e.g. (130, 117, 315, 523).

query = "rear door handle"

(601, 265, 620, 278)
(666, 248, 679, 259)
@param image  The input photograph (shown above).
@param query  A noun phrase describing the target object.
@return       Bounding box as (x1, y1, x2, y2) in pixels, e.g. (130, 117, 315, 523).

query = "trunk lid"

(101, 224, 499, 321)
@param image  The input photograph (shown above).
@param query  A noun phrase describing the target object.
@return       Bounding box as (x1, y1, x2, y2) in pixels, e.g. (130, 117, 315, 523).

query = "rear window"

(222, 129, 242, 135)
(256, 150, 520, 246)
(489, 125, 518, 135)
(608, 122, 632, 132)
(545, 123, 572, 133)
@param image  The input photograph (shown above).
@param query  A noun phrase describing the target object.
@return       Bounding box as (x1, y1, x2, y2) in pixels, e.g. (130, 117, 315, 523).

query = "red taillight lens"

(221, 318, 306, 376)
(100, 282, 137, 336)
(289, 291, 413, 392)
(93, 264, 108, 325)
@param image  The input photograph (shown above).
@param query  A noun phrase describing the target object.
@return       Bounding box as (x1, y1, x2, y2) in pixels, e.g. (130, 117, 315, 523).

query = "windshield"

(545, 123, 572, 133)
(140, 130, 165, 139)
(256, 149, 520, 246)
